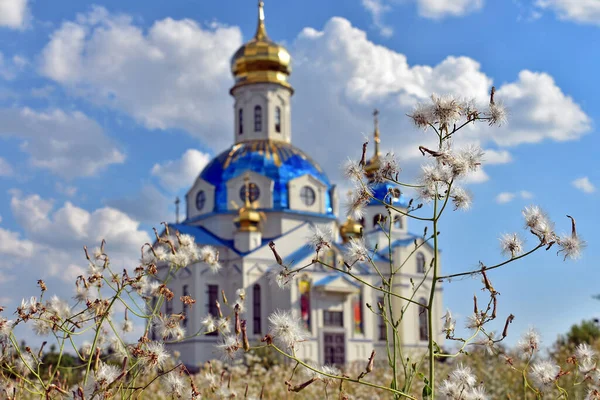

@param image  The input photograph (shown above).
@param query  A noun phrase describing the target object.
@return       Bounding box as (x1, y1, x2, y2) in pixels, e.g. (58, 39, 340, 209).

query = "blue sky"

(0, 0, 598, 348)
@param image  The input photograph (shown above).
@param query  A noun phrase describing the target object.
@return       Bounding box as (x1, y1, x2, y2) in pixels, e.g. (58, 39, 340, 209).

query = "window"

(419, 298, 428, 341)
(373, 214, 385, 227)
(238, 108, 243, 135)
(378, 296, 386, 340)
(240, 182, 260, 203)
(359, 217, 365, 227)
(417, 252, 426, 273)
(196, 190, 206, 211)
(253, 284, 261, 334)
(275, 106, 281, 133)
(207, 284, 219, 336)
(182, 285, 189, 328)
(323, 310, 343, 327)
(393, 215, 402, 229)
(300, 186, 316, 206)
(254, 105, 262, 132)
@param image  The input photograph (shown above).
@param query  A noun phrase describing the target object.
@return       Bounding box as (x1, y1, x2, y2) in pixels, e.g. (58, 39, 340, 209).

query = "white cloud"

(463, 168, 489, 184)
(0, 226, 34, 258)
(496, 192, 516, 204)
(536, 0, 600, 25)
(361, 0, 483, 27)
(151, 149, 211, 191)
(40, 7, 242, 150)
(484, 149, 512, 165)
(572, 176, 596, 194)
(10, 192, 150, 254)
(495, 190, 533, 204)
(417, 0, 483, 19)
(0, 107, 125, 179)
(38, 13, 591, 185)
(0, 192, 151, 282)
(0, 157, 13, 177)
(0, 0, 29, 30)
(361, 0, 393, 37)
(291, 18, 591, 181)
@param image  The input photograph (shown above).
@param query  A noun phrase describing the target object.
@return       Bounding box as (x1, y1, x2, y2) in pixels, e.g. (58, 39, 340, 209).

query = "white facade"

(158, 4, 443, 369)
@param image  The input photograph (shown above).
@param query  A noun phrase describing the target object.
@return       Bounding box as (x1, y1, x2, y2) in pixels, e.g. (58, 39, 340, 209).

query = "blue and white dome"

(199, 139, 335, 215)
(368, 182, 409, 207)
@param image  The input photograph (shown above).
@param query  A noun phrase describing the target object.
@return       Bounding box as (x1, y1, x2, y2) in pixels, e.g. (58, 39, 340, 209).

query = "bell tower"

(229, 2, 293, 144)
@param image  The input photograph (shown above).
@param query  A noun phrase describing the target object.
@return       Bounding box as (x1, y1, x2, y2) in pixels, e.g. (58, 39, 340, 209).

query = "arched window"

(254, 105, 262, 132)
(275, 106, 281, 133)
(393, 215, 402, 229)
(253, 284, 261, 334)
(238, 108, 243, 135)
(416, 252, 426, 273)
(419, 297, 428, 341)
(373, 214, 384, 227)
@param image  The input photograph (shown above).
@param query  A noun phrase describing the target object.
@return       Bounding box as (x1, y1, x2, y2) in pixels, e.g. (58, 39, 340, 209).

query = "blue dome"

(199, 140, 334, 214)
(368, 182, 409, 207)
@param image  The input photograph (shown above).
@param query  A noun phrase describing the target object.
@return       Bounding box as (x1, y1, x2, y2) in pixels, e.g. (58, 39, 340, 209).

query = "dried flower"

(516, 327, 540, 359)
(346, 238, 369, 262)
(529, 360, 560, 392)
(451, 186, 472, 211)
(487, 102, 507, 126)
(499, 233, 524, 258)
(216, 335, 240, 360)
(442, 309, 455, 336)
(162, 371, 186, 397)
(268, 310, 307, 350)
(308, 225, 332, 253)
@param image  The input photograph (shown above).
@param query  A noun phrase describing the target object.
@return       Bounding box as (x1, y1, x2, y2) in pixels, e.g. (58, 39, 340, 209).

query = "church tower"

(230, 1, 293, 144)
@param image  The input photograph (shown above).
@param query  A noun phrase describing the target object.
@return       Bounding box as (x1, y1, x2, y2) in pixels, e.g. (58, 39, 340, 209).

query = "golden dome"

(230, 2, 293, 93)
(340, 217, 363, 243)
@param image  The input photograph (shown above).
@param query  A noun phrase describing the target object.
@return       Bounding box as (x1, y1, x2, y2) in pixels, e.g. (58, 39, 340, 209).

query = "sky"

(0, 0, 598, 349)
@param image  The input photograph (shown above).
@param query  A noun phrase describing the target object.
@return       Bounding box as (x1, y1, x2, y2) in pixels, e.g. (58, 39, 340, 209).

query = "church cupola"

(364, 109, 382, 181)
(230, 2, 293, 144)
(234, 174, 263, 252)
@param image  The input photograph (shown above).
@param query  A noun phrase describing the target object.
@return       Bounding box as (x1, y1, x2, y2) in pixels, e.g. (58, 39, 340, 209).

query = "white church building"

(159, 2, 443, 368)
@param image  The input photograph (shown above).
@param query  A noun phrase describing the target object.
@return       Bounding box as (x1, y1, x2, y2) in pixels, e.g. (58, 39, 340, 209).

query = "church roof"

(198, 140, 334, 216)
(367, 181, 409, 207)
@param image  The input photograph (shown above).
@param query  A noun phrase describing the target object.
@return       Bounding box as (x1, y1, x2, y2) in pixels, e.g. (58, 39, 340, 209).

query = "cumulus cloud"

(291, 17, 591, 180)
(10, 192, 150, 255)
(38, 12, 590, 184)
(151, 149, 211, 191)
(0, 226, 34, 258)
(484, 149, 512, 165)
(0, 107, 125, 179)
(572, 177, 596, 194)
(0, 192, 151, 283)
(39, 6, 242, 151)
(536, 0, 600, 25)
(361, 0, 393, 36)
(0, 0, 29, 30)
(495, 190, 533, 204)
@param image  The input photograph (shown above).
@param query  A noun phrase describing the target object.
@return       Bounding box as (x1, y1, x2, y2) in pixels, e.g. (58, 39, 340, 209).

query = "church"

(160, 2, 443, 368)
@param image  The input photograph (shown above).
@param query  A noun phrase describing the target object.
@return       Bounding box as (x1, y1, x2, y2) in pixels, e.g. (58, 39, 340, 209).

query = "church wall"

(232, 83, 292, 144)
